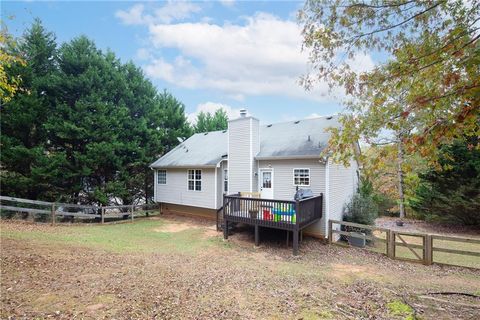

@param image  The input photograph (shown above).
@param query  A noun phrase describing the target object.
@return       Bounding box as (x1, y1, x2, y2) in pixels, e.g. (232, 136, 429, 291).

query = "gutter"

(255, 155, 322, 161)
(150, 164, 217, 169)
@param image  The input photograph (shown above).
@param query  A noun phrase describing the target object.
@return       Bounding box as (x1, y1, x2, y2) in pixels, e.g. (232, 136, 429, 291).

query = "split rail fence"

(329, 219, 480, 269)
(0, 195, 159, 224)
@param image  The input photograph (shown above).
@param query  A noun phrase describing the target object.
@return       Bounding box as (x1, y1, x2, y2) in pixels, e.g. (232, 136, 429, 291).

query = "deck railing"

(297, 194, 323, 227)
(222, 193, 323, 255)
(223, 193, 323, 229)
(223, 194, 297, 229)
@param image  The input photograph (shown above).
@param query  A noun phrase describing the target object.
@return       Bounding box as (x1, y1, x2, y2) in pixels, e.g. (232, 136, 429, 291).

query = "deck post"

(293, 229, 299, 255)
(328, 220, 333, 244)
(131, 204, 134, 222)
(101, 206, 105, 224)
(254, 224, 259, 247)
(293, 200, 300, 255)
(223, 219, 228, 239)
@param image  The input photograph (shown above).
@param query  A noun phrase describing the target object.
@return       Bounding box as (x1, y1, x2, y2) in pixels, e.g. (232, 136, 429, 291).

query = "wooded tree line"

(0, 20, 227, 206)
(300, 0, 479, 225)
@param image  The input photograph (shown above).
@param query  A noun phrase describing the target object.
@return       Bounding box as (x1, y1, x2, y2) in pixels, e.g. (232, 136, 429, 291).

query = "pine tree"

(194, 109, 228, 133)
(409, 137, 480, 225)
(1, 21, 191, 204)
(1, 19, 59, 200)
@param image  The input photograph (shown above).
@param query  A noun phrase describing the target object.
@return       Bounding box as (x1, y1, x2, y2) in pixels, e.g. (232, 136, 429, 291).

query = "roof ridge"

(191, 129, 228, 136)
(260, 114, 337, 127)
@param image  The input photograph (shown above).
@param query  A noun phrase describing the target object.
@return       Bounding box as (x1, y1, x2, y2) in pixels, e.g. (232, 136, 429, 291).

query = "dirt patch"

(154, 222, 199, 233)
(202, 226, 219, 238)
(152, 216, 218, 238)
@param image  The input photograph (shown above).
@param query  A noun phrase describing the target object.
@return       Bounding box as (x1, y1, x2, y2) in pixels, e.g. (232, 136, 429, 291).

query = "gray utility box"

(348, 232, 366, 248)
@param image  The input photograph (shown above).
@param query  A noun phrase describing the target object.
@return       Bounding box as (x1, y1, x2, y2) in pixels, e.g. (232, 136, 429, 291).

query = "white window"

(157, 170, 166, 185)
(188, 169, 202, 191)
(224, 169, 228, 193)
(293, 168, 310, 186)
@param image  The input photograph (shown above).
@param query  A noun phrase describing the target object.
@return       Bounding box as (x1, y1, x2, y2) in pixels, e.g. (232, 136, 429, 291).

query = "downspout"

(215, 159, 227, 209)
(249, 118, 253, 192)
(325, 157, 330, 238)
(214, 163, 218, 209)
(151, 167, 157, 203)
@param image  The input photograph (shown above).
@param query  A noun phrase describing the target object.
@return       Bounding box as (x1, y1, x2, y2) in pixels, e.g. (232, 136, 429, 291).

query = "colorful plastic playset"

(262, 203, 296, 223)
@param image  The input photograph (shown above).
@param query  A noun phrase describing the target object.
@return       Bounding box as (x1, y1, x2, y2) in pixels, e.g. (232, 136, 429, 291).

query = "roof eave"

(150, 164, 218, 169)
(255, 155, 323, 161)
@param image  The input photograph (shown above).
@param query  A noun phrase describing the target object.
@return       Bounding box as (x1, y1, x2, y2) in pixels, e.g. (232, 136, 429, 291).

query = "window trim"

(293, 168, 310, 187)
(157, 169, 167, 185)
(187, 169, 202, 191)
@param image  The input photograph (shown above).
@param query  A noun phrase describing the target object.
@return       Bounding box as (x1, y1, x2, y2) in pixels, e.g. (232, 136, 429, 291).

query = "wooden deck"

(221, 193, 323, 255)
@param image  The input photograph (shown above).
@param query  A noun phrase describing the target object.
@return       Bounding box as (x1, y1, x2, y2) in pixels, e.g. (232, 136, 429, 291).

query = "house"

(151, 110, 359, 250)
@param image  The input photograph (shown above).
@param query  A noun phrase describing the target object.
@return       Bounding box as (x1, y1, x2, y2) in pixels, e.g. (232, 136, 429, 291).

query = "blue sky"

(3, 0, 376, 124)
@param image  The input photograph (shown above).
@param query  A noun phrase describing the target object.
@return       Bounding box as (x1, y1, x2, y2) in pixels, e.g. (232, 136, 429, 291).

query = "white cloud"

(144, 57, 175, 82)
(116, 5, 375, 102)
(219, 0, 235, 7)
(143, 12, 341, 101)
(115, 1, 201, 25)
(115, 4, 146, 25)
(347, 53, 376, 74)
(187, 102, 243, 124)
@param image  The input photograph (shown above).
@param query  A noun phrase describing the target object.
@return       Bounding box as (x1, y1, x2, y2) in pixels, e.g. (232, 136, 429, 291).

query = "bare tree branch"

(347, 1, 446, 43)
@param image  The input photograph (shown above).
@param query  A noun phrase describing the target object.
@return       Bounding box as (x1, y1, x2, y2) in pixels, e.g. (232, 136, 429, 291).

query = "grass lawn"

(1, 219, 225, 254)
(1, 215, 479, 319)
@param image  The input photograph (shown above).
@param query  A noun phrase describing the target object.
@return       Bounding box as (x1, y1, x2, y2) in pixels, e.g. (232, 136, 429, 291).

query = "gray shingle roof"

(150, 130, 228, 168)
(257, 115, 340, 159)
(150, 115, 340, 168)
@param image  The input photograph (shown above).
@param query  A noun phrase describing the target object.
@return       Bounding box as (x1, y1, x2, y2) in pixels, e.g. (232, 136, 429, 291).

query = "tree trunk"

(397, 136, 406, 219)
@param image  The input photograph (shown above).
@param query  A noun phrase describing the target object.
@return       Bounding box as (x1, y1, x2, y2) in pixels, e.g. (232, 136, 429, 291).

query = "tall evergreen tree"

(409, 137, 480, 225)
(194, 109, 228, 133)
(1, 19, 59, 200)
(1, 21, 191, 204)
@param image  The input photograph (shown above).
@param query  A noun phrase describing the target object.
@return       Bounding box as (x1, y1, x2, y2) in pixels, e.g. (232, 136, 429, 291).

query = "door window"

(262, 172, 272, 188)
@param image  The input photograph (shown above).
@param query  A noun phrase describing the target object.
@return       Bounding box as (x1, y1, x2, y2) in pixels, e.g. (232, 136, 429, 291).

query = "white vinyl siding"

(327, 158, 358, 236)
(258, 159, 326, 236)
(155, 168, 216, 209)
(228, 117, 259, 194)
(251, 120, 260, 192)
(157, 169, 167, 185)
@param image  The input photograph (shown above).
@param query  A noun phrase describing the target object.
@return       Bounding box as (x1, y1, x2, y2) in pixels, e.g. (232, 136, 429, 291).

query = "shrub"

(343, 193, 379, 226)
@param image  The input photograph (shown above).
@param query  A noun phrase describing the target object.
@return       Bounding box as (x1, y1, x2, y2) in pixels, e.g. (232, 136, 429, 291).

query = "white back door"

(259, 169, 273, 199)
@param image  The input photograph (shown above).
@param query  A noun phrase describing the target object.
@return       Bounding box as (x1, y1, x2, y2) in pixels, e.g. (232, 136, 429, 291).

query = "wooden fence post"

(387, 230, 395, 259)
(425, 234, 433, 265)
(51, 203, 56, 225)
(328, 220, 333, 244)
(101, 206, 104, 224)
(131, 205, 134, 222)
